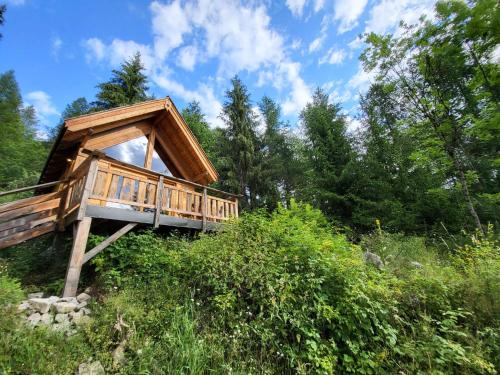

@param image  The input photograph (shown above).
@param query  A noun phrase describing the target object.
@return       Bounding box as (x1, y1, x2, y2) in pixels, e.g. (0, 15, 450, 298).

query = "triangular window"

(103, 137, 171, 175)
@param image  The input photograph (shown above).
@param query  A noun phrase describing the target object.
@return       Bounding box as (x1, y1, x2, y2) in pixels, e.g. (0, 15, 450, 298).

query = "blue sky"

(1, 0, 437, 134)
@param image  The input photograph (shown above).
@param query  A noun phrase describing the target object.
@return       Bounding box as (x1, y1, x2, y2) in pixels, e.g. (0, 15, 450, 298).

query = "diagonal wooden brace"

(83, 222, 137, 264)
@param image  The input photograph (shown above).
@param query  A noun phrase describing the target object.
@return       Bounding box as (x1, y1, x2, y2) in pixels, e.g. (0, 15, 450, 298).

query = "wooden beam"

(0, 180, 63, 198)
(0, 222, 56, 250)
(84, 204, 222, 231)
(154, 175, 163, 228)
(62, 216, 92, 297)
(144, 127, 156, 169)
(0, 198, 61, 222)
(65, 99, 167, 132)
(84, 121, 151, 151)
(202, 187, 207, 232)
(77, 154, 100, 220)
(155, 127, 191, 179)
(83, 223, 137, 264)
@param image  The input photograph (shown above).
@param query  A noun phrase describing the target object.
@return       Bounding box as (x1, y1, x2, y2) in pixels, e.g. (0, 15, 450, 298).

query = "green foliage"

(218, 75, 259, 206)
(95, 52, 151, 110)
(50, 97, 93, 141)
(0, 70, 49, 194)
(89, 204, 497, 373)
(299, 88, 353, 222)
(360, 0, 500, 232)
(0, 206, 498, 373)
(182, 101, 217, 162)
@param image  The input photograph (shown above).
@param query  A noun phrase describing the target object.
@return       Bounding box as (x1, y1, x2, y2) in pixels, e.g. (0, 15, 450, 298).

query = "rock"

(52, 302, 78, 314)
(27, 312, 41, 326)
(17, 301, 31, 313)
(70, 310, 84, 320)
(39, 313, 53, 325)
(77, 301, 88, 310)
(27, 292, 43, 299)
(58, 296, 77, 304)
(78, 361, 105, 375)
(73, 315, 91, 326)
(81, 308, 91, 315)
(77, 293, 91, 303)
(84, 287, 92, 294)
(29, 298, 53, 314)
(52, 321, 71, 333)
(363, 251, 384, 270)
(55, 313, 69, 323)
(410, 261, 423, 269)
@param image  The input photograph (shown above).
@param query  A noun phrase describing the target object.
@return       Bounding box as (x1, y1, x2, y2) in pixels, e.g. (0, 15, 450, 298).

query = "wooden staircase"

(0, 191, 61, 250)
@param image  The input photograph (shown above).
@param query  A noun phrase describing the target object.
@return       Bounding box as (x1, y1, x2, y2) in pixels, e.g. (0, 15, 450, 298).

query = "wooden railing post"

(77, 153, 100, 221)
(202, 187, 207, 232)
(234, 197, 239, 218)
(154, 175, 163, 228)
(57, 180, 70, 231)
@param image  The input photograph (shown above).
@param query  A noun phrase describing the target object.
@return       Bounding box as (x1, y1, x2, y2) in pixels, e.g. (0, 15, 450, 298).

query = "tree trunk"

(455, 160, 483, 234)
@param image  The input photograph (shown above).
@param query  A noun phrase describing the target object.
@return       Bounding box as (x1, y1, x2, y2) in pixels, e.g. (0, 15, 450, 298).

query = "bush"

(0, 203, 497, 374)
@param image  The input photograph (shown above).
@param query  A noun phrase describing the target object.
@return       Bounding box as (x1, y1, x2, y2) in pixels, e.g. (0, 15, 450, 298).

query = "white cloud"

(153, 71, 223, 127)
(308, 35, 325, 53)
(177, 45, 198, 71)
(83, 37, 155, 72)
(286, 0, 308, 17)
(314, 0, 325, 12)
(346, 116, 362, 133)
(25, 91, 59, 125)
(348, 36, 364, 50)
(150, 0, 191, 60)
(83, 38, 106, 62)
(347, 63, 376, 92)
(333, 0, 368, 33)
(291, 38, 302, 50)
(108, 40, 155, 71)
(51, 37, 63, 60)
(365, 0, 436, 35)
(319, 48, 346, 65)
(280, 61, 312, 115)
(83, 0, 312, 118)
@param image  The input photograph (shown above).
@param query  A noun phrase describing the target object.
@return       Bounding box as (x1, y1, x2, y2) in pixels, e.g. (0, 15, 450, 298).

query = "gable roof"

(39, 97, 218, 186)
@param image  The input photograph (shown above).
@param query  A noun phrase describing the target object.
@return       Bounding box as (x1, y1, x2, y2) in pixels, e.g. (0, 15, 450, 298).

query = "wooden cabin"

(0, 97, 239, 296)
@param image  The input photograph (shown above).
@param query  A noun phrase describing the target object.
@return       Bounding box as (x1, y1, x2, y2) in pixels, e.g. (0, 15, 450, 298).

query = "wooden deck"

(0, 150, 239, 251)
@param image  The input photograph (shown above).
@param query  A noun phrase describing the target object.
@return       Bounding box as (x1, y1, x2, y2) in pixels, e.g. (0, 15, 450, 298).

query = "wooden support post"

(154, 175, 163, 228)
(202, 187, 207, 232)
(144, 127, 156, 170)
(234, 197, 239, 218)
(57, 181, 70, 231)
(62, 216, 92, 297)
(83, 223, 137, 264)
(77, 154, 100, 220)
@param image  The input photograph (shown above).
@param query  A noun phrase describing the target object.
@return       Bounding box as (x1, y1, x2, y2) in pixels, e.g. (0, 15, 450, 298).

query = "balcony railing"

(60, 150, 239, 228)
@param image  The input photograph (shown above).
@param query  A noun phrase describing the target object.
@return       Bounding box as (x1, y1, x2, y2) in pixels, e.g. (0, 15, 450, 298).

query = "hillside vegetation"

(1, 203, 499, 374)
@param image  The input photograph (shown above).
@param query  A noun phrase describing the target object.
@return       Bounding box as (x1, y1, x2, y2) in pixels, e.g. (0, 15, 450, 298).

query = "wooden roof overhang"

(38, 98, 218, 187)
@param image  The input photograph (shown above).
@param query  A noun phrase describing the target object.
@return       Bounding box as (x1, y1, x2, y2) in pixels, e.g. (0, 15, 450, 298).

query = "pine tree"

(220, 76, 258, 206)
(95, 53, 151, 109)
(182, 101, 216, 161)
(50, 97, 92, 141)
(300, 88, 352, 221)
